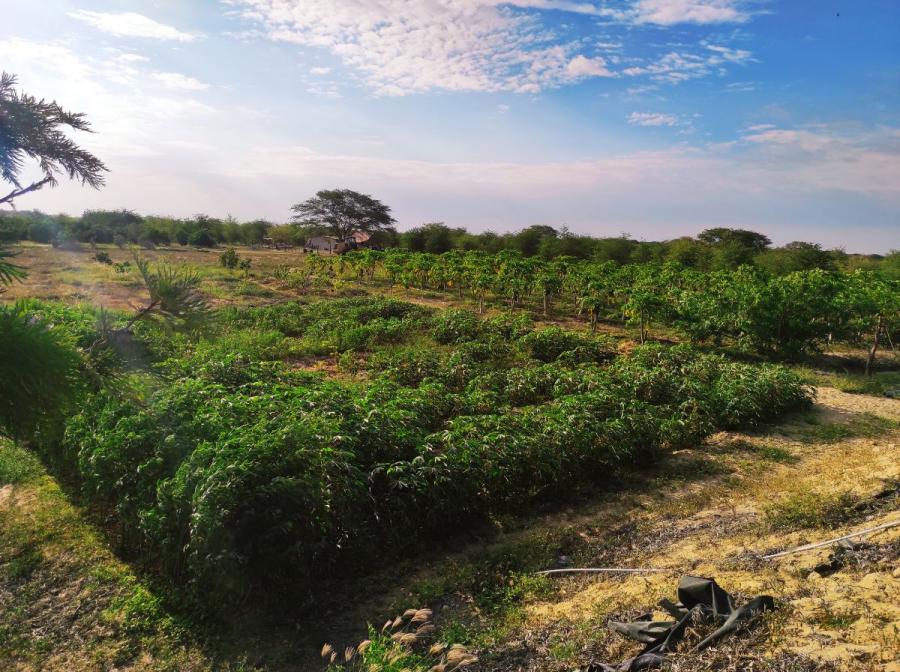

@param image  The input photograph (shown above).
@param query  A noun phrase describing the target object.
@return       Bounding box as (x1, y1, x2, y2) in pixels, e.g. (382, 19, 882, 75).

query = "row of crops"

(35, 297, 812, 605)
(280, 249, 898, 360)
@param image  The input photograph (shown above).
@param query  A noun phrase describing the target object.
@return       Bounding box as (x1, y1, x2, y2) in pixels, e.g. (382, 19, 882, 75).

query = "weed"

(764, 490, 858, 530)
(6, 545, 42, 580)
(796, 413, 897, 443)
(0, 440, 42, 484)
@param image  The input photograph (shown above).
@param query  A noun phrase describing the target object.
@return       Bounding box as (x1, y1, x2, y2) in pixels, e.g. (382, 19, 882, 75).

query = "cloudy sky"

(2, 1, 898, 251)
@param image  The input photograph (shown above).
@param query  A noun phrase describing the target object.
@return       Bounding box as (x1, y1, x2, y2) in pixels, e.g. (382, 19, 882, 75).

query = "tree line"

(1, 208, 896, 277)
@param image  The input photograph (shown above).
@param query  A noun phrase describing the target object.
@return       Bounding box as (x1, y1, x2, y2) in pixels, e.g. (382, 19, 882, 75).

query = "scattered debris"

(809, 537, 900, 577)
(585, 576, 775, 672)
(761, 519, 900, 559)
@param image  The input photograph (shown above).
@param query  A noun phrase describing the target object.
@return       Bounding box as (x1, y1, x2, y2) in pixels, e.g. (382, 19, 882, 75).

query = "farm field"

(4, 2, 900, 669)
(0, 243, 898, 671)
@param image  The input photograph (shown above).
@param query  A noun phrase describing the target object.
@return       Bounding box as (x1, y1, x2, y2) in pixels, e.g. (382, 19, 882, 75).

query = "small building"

(304, 236, 341, 253)
(304, 231, 376, 254)
(350, 231, 372, 246)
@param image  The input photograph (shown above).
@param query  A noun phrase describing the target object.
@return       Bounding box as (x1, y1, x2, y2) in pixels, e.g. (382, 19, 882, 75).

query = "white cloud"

(220, 124, 900, 201)
(227, 1, 757, 94)
(622, 43, 752, 83)
(306, 82, 342, 99)
(632, 0, 750, 25)
(628, 111, 678, 126)
(705, 43, 753, 63)
(726, 81, 755, 92)
(229, 0, 622, 95)
(68, 10, 197, 42)
(118, 53, 149, 63)
(152, 72, 210, 91)
(565, 55, 615, 78)
(0, 38, 215, 159)
(309, 66, 331, 75)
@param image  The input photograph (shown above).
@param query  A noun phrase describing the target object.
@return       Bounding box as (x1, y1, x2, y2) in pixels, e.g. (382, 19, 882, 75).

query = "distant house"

(304, 235, 341, 253)
(304, 231, 374, 254)
(350, 231, 372, 246)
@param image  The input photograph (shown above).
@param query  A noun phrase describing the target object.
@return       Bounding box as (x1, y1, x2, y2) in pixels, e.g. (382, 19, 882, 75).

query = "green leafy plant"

(219, 247, 239, 269)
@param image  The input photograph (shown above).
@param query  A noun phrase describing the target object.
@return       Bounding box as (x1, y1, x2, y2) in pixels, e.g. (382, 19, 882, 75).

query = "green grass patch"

(814, 607, 860, 631)
(0, 441, 42, 485)
(797, 368, 900, 397)
(764, 490, 858, 531)
(795, 413, 897, 443)
(755, 444, 799, 464)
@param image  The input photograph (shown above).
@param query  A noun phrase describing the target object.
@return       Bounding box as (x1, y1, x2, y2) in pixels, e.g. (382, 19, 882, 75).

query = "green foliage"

(291, 188, 396, 241)
(94, 251, 112, 264)
(521, 326, 612, 363)
(0, 71, 107, 206)
(0, 304, 83, 442)
(219, 247, 239, 269)
(0, 246, 25, 284)
(58, 298, 811, 606)
(431, 308, 482, 344)
(132, 255, 207, 331)
(0, 440, 42, 484)
(764, 490, 859, 530)
(187, 228, 216, 248)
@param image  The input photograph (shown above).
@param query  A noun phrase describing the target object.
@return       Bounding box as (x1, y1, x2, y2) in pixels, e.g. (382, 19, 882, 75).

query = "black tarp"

(586, 576, 775, 672)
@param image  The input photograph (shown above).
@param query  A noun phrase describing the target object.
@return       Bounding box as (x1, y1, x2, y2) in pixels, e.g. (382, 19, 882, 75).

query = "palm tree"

(0, 71, 107, 206)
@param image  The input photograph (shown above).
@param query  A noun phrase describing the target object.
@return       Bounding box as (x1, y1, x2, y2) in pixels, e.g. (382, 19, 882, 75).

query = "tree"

(0, 73, 106, 441)
(291, 189, 395, 241)
(756, 241, 835, 275)
(0, 72, 107, 206)
(512, 224, 556, 257)
(402, 222, 459, 253)
(698, 228, 771, 253)
(840, 271, 899, 376)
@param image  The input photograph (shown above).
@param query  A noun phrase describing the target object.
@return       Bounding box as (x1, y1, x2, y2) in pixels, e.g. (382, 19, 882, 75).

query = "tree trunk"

(865, 315, 883, 377)
(639, 310, 647, 344)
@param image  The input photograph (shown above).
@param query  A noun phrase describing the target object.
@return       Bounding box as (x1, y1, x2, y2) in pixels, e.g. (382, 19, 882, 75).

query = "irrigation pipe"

(536, 567, 672, 576)
(761, 519, 900, 560)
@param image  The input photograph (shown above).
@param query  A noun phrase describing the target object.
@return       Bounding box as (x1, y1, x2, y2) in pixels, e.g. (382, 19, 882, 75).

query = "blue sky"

(1, 0, 898, 251)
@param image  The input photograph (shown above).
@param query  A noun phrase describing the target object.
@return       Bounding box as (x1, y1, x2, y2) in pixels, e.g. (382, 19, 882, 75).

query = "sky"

(1, 0, 899, 252)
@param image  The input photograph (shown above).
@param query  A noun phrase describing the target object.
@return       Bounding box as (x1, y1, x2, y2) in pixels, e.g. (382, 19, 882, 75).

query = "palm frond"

(0, 246, 26, 285)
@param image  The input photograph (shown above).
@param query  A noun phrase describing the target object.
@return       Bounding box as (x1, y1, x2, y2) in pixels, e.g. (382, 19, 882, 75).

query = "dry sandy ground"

(497, 388, 900, 671)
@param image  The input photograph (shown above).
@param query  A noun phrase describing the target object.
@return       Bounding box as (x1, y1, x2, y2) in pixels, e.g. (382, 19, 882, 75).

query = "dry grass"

(502, 389, 900, 671)
(0, 243, 313, 309)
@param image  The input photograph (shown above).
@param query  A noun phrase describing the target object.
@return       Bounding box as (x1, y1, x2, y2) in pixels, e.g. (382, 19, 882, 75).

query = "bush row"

(61, 325, 811, 604)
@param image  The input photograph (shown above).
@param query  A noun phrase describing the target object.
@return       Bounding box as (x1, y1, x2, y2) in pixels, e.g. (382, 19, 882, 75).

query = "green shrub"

(431, 309, 482, 344)
(58, 303, 812, 607)
(521, 327, 613, 363)
(0, 440, 43, 484)
(0, 305, 84, 443)
(367, 347, 442, 386)
(219, 247, 239, 269)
